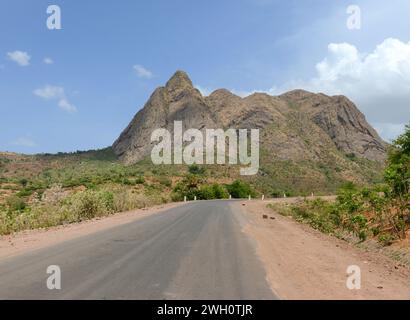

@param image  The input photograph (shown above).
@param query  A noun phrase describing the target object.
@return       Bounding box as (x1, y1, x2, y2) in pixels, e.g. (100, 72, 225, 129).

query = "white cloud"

(133, 65, 153, 79)
(12, 137, 37, 148)
(33, 85, 64, 100)
(302, 38, 410, 100)
(33, 85, 77, 113)
(43, 57, 54, 64)
(58, 99, 77, 113)
(7, 50, 31, 66)
(247, 38, 410, 141)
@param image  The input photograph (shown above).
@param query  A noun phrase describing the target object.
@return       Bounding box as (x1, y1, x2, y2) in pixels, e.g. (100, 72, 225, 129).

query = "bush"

(378, 234, 395, 246)
(171, 174, 204, 201)
(111, 187, 158, 212)
(16, 189, 33, 197)
(198, 184, 229, 200)
(6, 196, 26, 211)
(226, 180, 255, 198)
(188, 164, 206, 175)
(198, 185, 215, 200)
(212, 184, 229, 199)
(157, 176, 172, 187)
(67, 190, 114, 221)
(135, 176, 145, 184)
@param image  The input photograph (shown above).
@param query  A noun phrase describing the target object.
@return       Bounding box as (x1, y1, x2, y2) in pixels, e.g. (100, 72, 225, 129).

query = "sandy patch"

(237, 200, 410, 300)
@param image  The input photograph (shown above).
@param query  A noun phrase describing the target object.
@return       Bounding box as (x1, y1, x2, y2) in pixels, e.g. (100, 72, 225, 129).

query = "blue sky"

(1, 0, 410, 154)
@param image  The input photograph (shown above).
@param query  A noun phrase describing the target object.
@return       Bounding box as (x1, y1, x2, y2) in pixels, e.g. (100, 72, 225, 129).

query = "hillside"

(113, 70, 387, 193)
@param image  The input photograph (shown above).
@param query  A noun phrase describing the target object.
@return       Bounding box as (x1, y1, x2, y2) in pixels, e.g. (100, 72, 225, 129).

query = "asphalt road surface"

(0, 201, 276, 299)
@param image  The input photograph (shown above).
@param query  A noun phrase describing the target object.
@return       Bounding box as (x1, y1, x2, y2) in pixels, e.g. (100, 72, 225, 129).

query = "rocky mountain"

(113, 70, 387, 191)
(113, 71, 218, 164)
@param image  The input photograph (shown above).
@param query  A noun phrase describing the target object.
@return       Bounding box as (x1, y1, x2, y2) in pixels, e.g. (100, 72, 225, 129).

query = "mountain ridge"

(113, 70, 387, 168)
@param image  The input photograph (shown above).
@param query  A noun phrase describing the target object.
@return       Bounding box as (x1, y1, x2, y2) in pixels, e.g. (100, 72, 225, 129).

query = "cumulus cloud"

(12, 137, 37, 148)
(133, 65, 153, 79)
(7, 50, 31, 66)
(255, 38, 410, 141)
(33, 85, 77, 113)
(43, 57, 54, 64)
(302, 39, 410, 103)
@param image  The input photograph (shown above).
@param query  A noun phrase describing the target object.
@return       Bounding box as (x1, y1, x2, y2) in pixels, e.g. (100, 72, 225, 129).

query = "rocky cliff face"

(113, 70, 386, 166)
(113, 71, 218, 164)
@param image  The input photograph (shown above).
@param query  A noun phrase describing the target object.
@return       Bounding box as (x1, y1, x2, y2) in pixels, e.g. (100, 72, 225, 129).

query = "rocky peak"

(166, 70, 194, 92)
(209, 88, 237, 98)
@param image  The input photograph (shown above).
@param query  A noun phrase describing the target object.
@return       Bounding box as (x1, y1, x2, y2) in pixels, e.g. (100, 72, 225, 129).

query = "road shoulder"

(237, 200, 410, 300)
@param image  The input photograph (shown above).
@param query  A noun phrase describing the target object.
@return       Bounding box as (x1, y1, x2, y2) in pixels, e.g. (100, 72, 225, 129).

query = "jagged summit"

(113, 70, 387, 167)
(166, 70, 194, 91)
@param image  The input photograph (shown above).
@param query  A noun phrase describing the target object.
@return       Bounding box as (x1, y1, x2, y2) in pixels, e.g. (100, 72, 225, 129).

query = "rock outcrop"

(113, 70, 387, 165)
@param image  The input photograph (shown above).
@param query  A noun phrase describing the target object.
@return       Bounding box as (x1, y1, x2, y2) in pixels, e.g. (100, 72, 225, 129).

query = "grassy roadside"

(268, 124, 409, 263)
(267, 195, 410, 267)
(268, 182, 409, 247)
(0, 185, 168, 235)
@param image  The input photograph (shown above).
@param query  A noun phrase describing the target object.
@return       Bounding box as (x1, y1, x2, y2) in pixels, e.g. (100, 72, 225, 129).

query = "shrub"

(67, 190, 114, 221)
(6, 196, 26, 212)
(378, 234, 395, 246)
(188, 164, 206, 175)
(157, 176, 172, 187)
(135, 176, 145, 184)
(199, 185, 215, 200)
(16, 189, 34, 197)
(112, 187, 155, 212)
(18, 178, 29, 187)
(226, 180, 255, 198)
(212, 184, 229, 199)
(172, 174, 204, 201)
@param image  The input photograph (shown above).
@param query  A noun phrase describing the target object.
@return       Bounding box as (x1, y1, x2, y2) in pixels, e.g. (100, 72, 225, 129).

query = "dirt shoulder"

(237, 200, 410, 300)
(0, 202, 184, 261)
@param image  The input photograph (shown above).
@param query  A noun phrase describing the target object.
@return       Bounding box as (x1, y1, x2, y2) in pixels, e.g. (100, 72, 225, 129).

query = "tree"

(385, 123, 410, 196)
(383, 123, 410, 239)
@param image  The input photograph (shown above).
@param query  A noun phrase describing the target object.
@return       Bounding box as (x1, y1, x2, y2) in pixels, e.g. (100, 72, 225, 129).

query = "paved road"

(0, 201, 276, 299)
